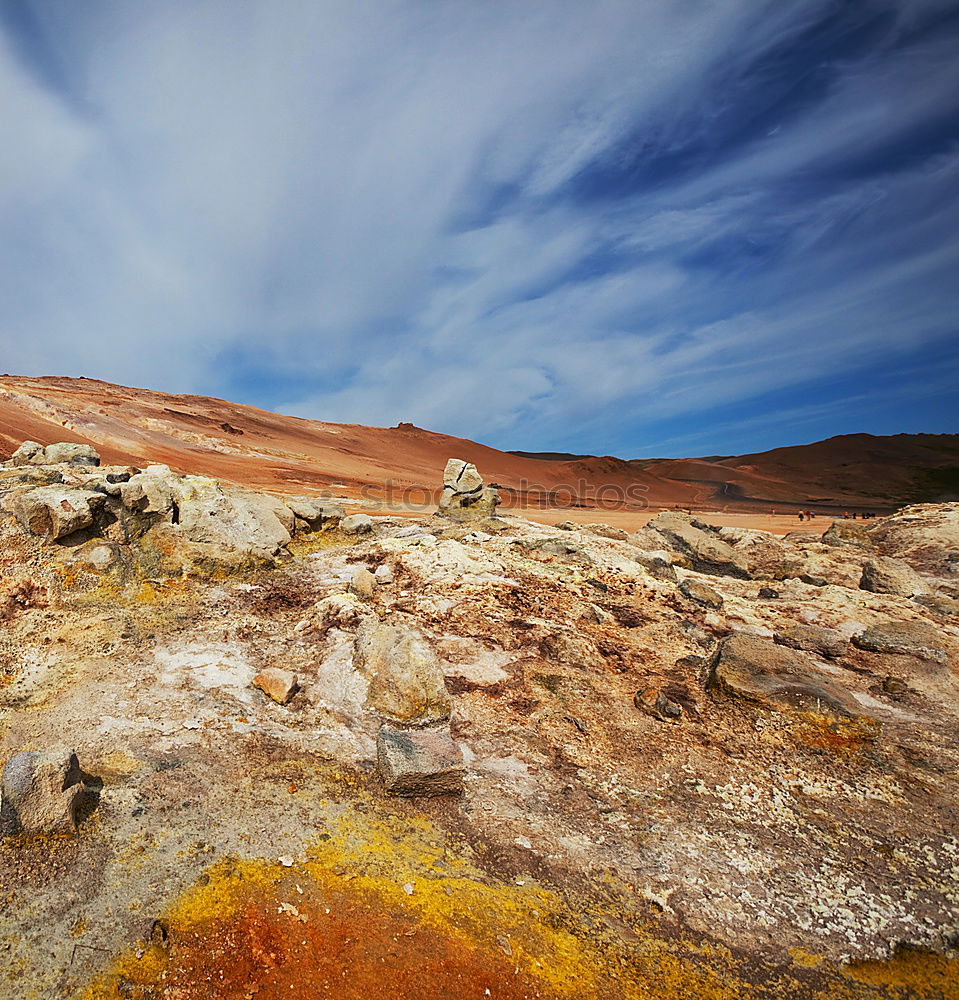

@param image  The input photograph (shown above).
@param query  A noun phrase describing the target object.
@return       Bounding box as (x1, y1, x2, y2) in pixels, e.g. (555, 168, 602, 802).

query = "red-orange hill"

(0, 375, 955, 514)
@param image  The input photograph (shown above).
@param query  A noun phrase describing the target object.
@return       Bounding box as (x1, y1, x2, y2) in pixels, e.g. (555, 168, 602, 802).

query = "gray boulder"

(7, 441, 45, 466)
(774, 625, 849, 659)
(1, 748, 96, 836)
(913, 593, 959, 617)
(643, 513, 749, 578)
(633, 551, 678, 582)
(717, 527, 799, 580)
(376, 727, 465, 796)
(860, 556, 927, 597)
(708, 634, 861, 718)
(286, 498, 344, 531)
(119, 471, 177, 517)
(822, 520, 874, 550)
(852, 620, 947, 662)
(43, 443, 100, 467)
(583, 522, 629, 541)
(353, 620, 450, 724)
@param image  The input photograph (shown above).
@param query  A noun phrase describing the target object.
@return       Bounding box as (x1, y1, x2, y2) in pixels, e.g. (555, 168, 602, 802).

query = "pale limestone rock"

(350, 566, 377, 599)
(353, 620, 450, 724)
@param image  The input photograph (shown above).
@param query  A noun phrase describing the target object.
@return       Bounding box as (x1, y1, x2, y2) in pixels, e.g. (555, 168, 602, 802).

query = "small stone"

(678, 578, 724, 610)
(587, 603, 615, 625)
(403, 883, 414, 895)
(350, 567, 377, 599)
(540, 631, 604, 670)
(374, 564, 394, 585)
(634, 687, 683, 721)
(253, 667, 299, 704)
(341, 514, 374, 535)
(514, 835, 532, 850)
(377, 727, 465, 797)
(757, 587, 779, 600)
(881, 676, 909, 697)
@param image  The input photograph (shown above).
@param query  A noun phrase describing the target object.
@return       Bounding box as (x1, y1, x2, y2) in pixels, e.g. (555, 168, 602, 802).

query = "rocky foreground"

(0, 445, 957, 999)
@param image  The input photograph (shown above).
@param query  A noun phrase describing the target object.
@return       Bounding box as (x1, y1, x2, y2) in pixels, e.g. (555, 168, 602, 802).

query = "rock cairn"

(436, 459, 499, 520)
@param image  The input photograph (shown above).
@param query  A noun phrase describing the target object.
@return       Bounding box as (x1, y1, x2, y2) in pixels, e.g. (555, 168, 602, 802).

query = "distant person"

(798, 511, 804, 522)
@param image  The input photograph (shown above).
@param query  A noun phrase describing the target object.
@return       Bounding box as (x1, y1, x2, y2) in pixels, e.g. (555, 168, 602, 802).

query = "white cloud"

(0, 0, 956, 454)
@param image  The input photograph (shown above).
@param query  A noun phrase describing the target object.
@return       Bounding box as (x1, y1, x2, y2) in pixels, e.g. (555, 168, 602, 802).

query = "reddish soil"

(1, 375, 954, 524)
(143, 879, 548, 1000)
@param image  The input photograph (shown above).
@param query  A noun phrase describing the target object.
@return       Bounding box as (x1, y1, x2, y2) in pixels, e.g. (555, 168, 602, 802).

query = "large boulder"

(43, 443, 100, 467)
(1, 748, 97, 836)
(852, 620, 947, 663)
(173, 480, 291, 561)
(708, 634, 861, 718)
(119, 470, 178, 518)
(353, 620, 450, 724)
(436, 459, 499, 520)
(867, 503, 959, 576)
(717, 527, 799, 580)
(252, 667, 299, 705)
(285, 498, 344, 532)
(860, 556, 927, 597)
(790, 547, 867, 589)
(13, 487, 104, 539)
(642, 513, 749, 578)
(822, 520, 875, 550)
(7, 441, 100, 468)
(774, 625, 849, 659)
(341, 513, 374, 535)
(129, 475, 293, 572)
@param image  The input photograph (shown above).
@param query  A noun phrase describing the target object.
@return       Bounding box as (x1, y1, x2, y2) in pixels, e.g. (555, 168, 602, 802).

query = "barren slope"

(0, 376, 955, 521)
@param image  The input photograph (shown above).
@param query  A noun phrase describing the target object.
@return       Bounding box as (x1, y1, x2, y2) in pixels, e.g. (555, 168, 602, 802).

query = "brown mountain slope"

(0, 375, 955, 518)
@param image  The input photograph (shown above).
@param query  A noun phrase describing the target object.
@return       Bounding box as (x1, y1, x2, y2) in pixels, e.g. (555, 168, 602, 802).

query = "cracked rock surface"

(0, 448, 958, 998)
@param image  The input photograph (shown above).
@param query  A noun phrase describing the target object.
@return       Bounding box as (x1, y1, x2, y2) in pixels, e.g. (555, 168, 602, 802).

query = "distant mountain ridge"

(0, 375, 956, 512)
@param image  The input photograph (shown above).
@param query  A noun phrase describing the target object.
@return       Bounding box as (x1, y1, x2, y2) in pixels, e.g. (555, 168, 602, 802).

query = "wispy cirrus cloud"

(0, 0, 956, 456)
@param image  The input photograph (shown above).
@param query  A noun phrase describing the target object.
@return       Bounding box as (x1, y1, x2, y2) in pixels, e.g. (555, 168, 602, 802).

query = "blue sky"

(1, 0, 957, 458)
